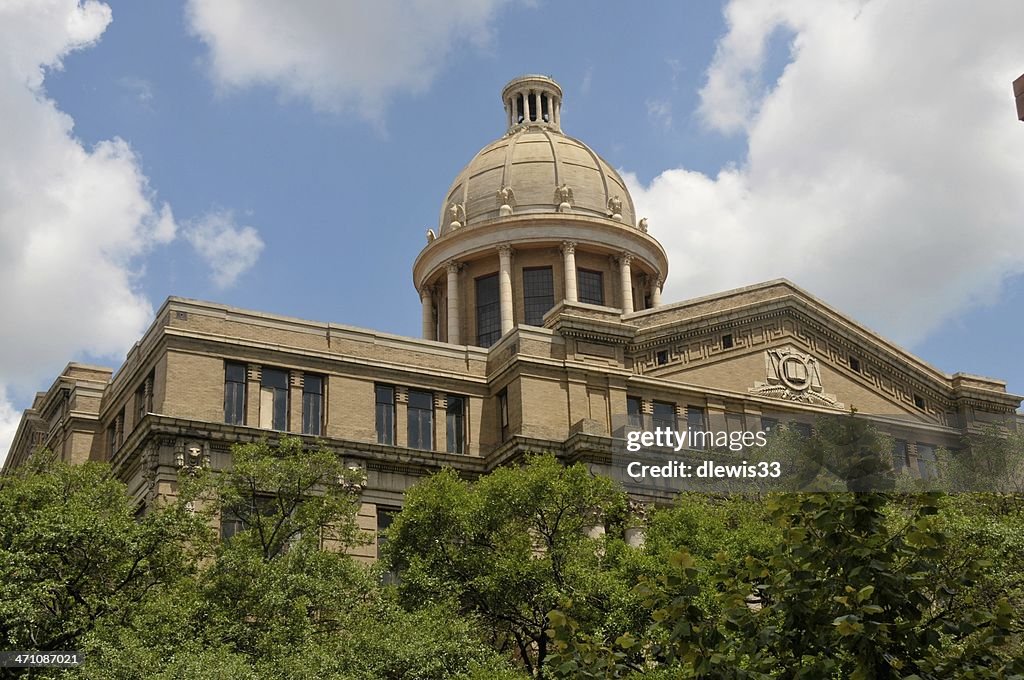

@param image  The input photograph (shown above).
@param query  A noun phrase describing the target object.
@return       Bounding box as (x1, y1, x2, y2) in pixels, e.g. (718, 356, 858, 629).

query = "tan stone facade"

(5, 75, 1022, 559)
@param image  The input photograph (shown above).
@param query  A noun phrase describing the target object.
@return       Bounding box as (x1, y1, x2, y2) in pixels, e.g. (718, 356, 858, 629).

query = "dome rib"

(538, 127, 562, 187)
(573, 136, 611, 212)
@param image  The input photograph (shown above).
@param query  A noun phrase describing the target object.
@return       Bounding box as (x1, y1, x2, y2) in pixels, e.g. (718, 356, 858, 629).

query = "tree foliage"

(383, 454, 629, 678)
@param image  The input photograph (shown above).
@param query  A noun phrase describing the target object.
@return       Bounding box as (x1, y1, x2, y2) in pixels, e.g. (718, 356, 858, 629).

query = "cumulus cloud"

(184, 211, 265, 288)
(185, 0, 514, 121)
(628, 0, 1024, 346)
(0, 0, 178, 464)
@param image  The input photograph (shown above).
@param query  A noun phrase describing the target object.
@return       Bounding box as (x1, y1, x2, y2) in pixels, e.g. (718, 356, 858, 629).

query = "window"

(652, 401, 676, 430)
(656, 350, 669, 366)
(135, 372, 154, 426)
(260, 368, 289, 431)
(377, 507, 400, 585)
(577, 269, 604, 306)
(523, 267, 554, 326)
(224, 362, 246, 425)
(761, 416, 779, 433)
(302, 375, 323, 436)
(408, 390, 434, 450)
(913, 394, 926, 410)
(892, 439, 909, 473)
(687, 406, 706, 432)
(917, 444, 938, 480)
(849, 356, 861, 373)
(376, 385, 395, 445)
(107, 423, 118, 456)
(627, 396, 643, 430)
(220, 511, 244, 541)
(722, 334, 734, 349)
(792, 422, 813, 439)
(476, 273, 501, 347)
(446, 395, 465, 454)
(499, 389, 509, 440)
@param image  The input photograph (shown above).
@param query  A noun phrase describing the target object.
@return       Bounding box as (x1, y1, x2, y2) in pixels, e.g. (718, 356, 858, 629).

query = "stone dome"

(438, 75, 636, 235)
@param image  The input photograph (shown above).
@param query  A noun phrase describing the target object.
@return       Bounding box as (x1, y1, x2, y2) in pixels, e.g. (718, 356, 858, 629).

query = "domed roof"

(438, 76, 636, 235)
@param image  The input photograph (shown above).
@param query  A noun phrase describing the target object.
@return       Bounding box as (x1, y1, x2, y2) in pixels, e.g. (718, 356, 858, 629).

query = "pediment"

(626, 282, 983, 426)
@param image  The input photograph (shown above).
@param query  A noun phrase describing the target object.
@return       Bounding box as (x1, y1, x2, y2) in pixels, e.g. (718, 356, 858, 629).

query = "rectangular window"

(134, 372, 153, 427)
(849, 356, 861, 372)
(224, 362, 247, 425)
(260, 368, 289, 431)
(725, 412, 744, 434)
(377, 507, 400, 585)
(577, 269, 604, 306)
(522, 266, 554, 326)
(446, 395, 465, 454)
(722, 334, 734, 349)
(499, 389, 509, 440)
(408, 390, 434, 450)
(792, 422, 813, 439)
(626, 396, 643, 430)
(220, 512, 244, 541)
(376, 385, 395, 446)
(892, 439, 909, 472)
(302, 374, 323, 436)
(652, 401, 676, 430)
(686, 406, 706, 432)
(476, 273, 501, 347)
(917, 443, 938, 480)
(761, 416, 779, 433)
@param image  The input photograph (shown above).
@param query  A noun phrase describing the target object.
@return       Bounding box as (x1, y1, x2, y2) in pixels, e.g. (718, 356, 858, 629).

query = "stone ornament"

(637, 217, 649, 233)
(496, 185, 516, 216)
(448, 202, 466, 230)
(175, 440, 210, 476)
(426, 228, 436, 244)
(607, 195, 623, 221)
(749, 346, 843, 408)
(555, 184, 574, 213)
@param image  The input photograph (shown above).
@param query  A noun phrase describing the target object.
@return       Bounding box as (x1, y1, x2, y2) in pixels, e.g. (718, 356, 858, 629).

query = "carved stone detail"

(607, 195, 623, 221)
(496, 185, 516, 216)
(447, 202, 466, 230)
(555, 184, 574, 212)
(749, 346, 844, 409)
(174, 439, 210, 476)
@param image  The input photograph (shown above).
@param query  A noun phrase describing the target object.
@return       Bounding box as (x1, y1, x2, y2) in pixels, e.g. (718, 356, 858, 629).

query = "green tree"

(0, 453, 208, 655)
(383, 454, 629, 678)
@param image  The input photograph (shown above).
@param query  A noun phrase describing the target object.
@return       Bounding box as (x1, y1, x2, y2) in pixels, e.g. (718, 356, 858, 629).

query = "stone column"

(561, 240, 578, 303)
(619, 253, 634, 314)
(446, 261, 461, 345)
(434, 393, 447, 452)
(498, 245, 514, 335)
(420, 287, 435, 341)
(651, 277, 663, 307)
(394, 386, 409, 449)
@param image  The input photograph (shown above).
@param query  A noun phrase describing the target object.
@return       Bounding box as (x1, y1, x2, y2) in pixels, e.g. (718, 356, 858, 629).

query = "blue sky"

(2, 0, 1023, 459)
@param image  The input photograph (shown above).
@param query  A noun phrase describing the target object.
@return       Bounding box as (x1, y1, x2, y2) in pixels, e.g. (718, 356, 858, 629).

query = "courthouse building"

(5, 75, 1021, 557)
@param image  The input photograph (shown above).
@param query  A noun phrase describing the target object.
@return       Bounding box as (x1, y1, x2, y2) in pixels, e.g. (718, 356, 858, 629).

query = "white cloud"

(628, 0, 1024, 346)
(184, 211, 265, 288)
(185, 0, 514, 121)
(0, 0, 178, 464)
(646, 99, 673, 130)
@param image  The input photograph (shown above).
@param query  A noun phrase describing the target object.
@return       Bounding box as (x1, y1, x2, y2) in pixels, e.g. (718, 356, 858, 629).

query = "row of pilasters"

(420, 244, 665, 343)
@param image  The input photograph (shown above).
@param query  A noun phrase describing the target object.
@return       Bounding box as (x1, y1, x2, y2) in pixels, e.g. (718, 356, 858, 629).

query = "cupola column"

(561, 241, 578, 303)
(498, 245, 514, 334)
(651, 277, 663, 307)
(619, 253, 634, 314)
(446, 262, 461, 344)
(420, 287, 435, 341)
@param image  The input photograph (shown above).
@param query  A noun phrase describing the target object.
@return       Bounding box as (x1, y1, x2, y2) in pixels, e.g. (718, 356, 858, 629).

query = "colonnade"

(420, 243, 664, 343)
